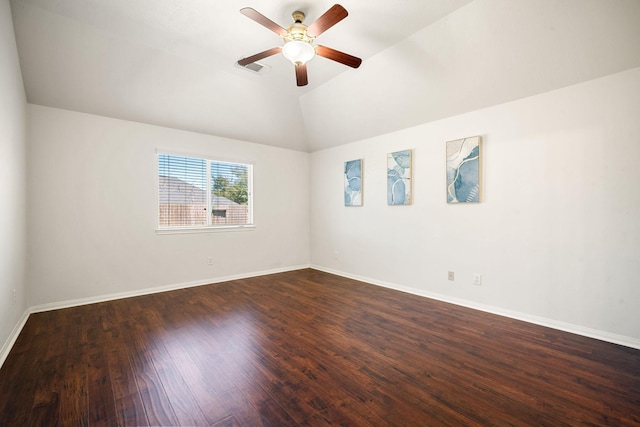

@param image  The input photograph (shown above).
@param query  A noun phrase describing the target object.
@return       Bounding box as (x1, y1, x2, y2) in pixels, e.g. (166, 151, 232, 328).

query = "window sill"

(156, 225, 256, 235)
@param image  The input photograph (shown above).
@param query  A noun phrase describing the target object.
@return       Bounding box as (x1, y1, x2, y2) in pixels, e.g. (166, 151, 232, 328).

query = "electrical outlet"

(12, 289, 17, 304)
(473, 273, 482, 286)
(448, 271, 454, 281)
(207, 257, 214, 266)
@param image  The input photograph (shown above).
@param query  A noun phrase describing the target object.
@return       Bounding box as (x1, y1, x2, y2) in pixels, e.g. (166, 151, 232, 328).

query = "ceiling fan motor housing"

(292, 11, 305, 23)
(286, 11, 314, 44)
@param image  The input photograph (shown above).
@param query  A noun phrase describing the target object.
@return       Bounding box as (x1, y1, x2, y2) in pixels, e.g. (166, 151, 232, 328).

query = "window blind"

(158, 153, 253, 228)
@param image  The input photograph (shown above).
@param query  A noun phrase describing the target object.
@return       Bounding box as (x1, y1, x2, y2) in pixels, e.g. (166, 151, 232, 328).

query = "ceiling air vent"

(235, 60, 270, 75)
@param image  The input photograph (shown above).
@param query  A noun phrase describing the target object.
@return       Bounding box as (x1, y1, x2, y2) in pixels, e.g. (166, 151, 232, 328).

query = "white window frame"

(156, 151, 255, 234)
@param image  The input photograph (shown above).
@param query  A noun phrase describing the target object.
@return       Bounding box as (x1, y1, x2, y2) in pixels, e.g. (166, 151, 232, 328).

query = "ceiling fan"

(237, 4, 362, 86)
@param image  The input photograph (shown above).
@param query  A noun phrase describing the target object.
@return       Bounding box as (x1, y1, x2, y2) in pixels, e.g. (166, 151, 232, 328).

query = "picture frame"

(344, 159, 363, 206)
(446, 136, 481, 203)
(387, 149, 412, 205)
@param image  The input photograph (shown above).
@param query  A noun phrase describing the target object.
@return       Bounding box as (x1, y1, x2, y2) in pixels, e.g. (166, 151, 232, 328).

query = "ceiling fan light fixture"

(282, 40, 315, 65)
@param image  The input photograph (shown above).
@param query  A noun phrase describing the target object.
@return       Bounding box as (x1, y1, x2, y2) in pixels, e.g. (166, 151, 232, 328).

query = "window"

(158, 153, 253, 229)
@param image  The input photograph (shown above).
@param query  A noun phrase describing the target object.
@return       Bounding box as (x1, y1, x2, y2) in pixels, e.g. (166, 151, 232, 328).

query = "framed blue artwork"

(387, 149, 412, 205)
(344, 159, 363, 206)
(446, 136, 481, 203)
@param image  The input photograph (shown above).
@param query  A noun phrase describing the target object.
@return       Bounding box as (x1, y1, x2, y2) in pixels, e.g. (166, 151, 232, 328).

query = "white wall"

(310, 67, 640, 346)
(27, 105, 309, 307)
(0, 0, 28, 361)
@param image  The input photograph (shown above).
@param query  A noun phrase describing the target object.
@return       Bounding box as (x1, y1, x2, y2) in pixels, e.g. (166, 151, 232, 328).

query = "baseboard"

(310, 265, 640, 350)
(29, 264, 311, 314)
(0, 309, 30, 370)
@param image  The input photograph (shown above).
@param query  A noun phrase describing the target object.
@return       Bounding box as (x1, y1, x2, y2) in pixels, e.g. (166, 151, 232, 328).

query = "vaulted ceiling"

(9, 0, 640, 152)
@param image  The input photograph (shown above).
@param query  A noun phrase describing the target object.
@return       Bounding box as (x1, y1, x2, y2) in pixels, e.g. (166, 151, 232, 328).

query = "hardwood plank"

(28, 390, 60, 427)
(87, 344, 119, 426)
(113, 393, 148, 427)
(148, 337, 211, 426)
(103, 308, 149, 427)
(162, 338, 232, 425)
(1, 269, 639, 425)
(210, 415, 241, 427)
(26, 314, 67, 426)
(0, 314, 54, 425)
(59, 312, 89, 427)
(28, 355, 63, 426)
(121, 310, 179, 426)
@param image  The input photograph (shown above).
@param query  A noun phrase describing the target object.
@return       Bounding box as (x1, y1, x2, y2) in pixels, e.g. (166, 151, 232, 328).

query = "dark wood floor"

(1, 269, 639, 426)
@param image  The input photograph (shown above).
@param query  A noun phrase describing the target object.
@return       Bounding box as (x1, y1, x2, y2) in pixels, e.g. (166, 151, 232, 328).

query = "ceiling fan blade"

(237, 47, 282, 67)
(315, 45, 362, 68)
(240, 7, 288, 37)
(306, 4, 348, 37)
(295, 63, 308, 86)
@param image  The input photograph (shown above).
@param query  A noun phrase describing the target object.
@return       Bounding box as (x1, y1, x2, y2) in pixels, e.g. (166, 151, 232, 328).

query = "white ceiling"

(9, 0, 640, 152)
